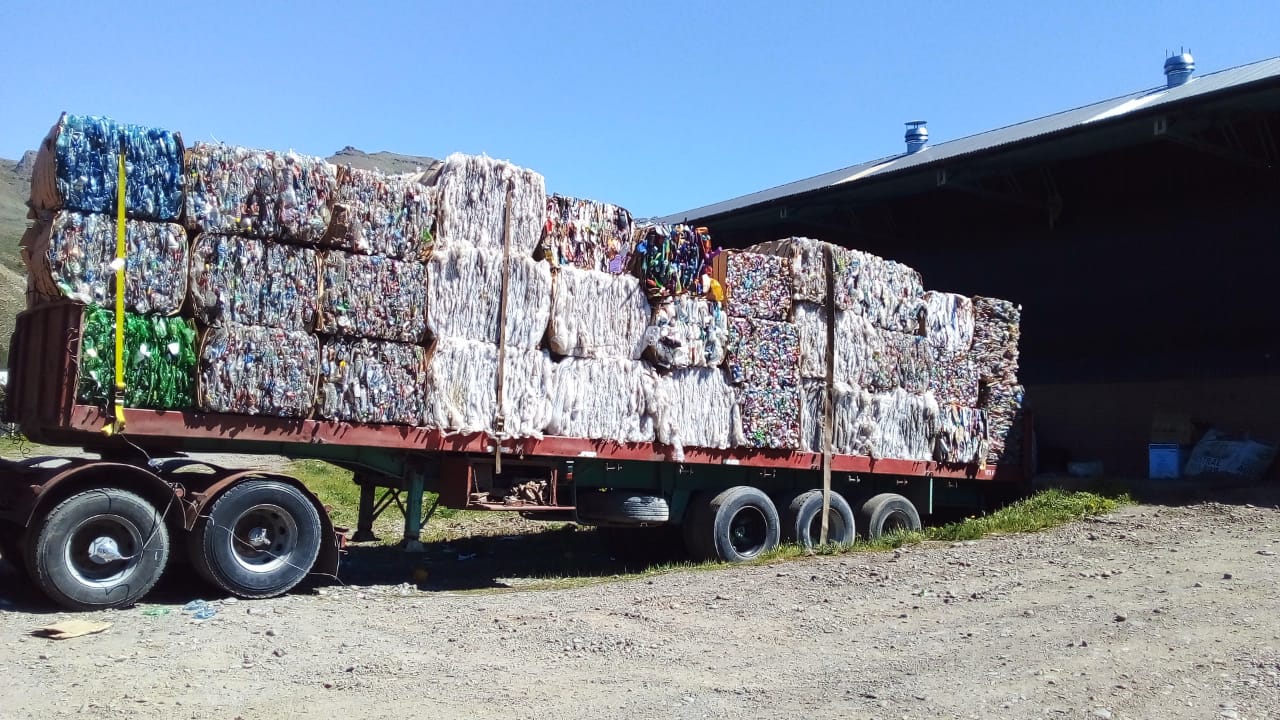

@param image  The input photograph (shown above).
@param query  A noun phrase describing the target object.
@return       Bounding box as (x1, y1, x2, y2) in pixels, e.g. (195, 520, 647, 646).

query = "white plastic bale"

(799, 379, 827, 453)
(319, 251, 427, 343)
(836, 250, 924, 334)
(834, 387, 938, 461)
(189, 234, 318, 330)
(793, 303, 877, 385)
(198, 323, 319, 418)
(923, 292, 974, 355)
(326, 167, 434, 259)
(655, 367, 741, 460)
(548, 266, 649, 359)
(316, 338, 426, 425)
(864, 331, 933, 394)
(934, 405, 988, 464)
(644, 296, 728, 369)
(433, 153, 546, 256)
(424, 338, 555, 438)
(185, 143, 336, 242)
(546, 357, 658, 443)
(425, 244, 551, 349)
(543, 194, 635, 273)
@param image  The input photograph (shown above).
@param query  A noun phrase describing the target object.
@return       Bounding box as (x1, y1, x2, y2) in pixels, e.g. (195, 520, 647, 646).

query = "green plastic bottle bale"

(77, 305, 198, 410)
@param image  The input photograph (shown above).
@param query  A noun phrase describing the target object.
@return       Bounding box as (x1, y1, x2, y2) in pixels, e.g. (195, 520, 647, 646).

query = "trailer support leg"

(353, 482, 379, 542)
(399, 471, 427, 553)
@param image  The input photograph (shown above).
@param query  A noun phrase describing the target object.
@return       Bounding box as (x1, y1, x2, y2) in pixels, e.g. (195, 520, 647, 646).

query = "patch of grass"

(925, 488, 1127, 542)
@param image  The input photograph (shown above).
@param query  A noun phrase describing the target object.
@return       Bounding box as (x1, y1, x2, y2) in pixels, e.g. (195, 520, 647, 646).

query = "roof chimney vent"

(905, 121, 928, 154)
(1164, 50, 1195, 88)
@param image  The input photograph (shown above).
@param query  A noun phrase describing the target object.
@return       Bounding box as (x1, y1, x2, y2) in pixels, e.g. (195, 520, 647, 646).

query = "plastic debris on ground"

(726, 317, 800, 386)
(29, 113, 183, 221)
(548, 266, 649, 359)
(181, 599, 216, 621)
(325, 166, 434, 258)
(22, 210, 188, 314)
(546, 357, 658, 443)
(725, 251, 793, 321)
(189, 234, 319, 330)
(735, 382, 801, 450)
(934, 405, 988, 464)
(424, 338, 555, 438)
(633, 224, 712, 298)
(643, 296, 728, 369)
(198, 323, 320, 418)
(77, 306, 198, 410)
(543, 194, 635, 273)
(185, 143, 336, 242)
(433, 153, 546, 256)
(316, 338, 426, 425)
(426, 244, 551, 349)
(655, 368, 741, 460)
(319, 251, 427, 343)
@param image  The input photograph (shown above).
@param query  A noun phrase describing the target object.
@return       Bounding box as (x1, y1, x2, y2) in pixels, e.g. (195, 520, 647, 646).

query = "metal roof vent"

(1164, 50, 1195, 88)
(905, 121, 928, 154)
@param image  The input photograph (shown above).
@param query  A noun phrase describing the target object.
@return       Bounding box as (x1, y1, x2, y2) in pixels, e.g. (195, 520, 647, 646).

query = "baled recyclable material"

(923, 291, 975, 355)
(426, 244, 551, 349)
(424, 338, 555, 438)
(643, 296, 728, 369)
(726, 317, 800, 386)
(543, 194, 635, 273)
(840, 250, 925, 334)
(864, 330, 932, 394)
(725, 251, 793, 321)
(746, 237, 835, 303)
(319, 250, 427, 343)
(23, 211, 188, 314)
(972, 296, 1021, 383)
(735, 381, 801, 450)
(929, 348, 981, 407)
(433, 153, 546, 255)
(654, 367, 741, 460)
(934, 405, 988, 464)
(77, 306, 197, 410)
(185, 143, 336, 242)
(836, 387, 938, 461)
(633, 224, 711, 298)
(546, 357, 658, 443)
(548, 266, 649, 359)
(326, 167, 434, 258)
(198, 323, 320, 418)
(30, 113, 184, 221)
(188, 234, 318, 330)
(316, 338, 426, 425)
(981, 381, 1025, 464)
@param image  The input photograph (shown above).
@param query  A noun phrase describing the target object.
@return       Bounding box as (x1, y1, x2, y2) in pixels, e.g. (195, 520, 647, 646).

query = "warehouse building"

(660, 54, 1280, 479)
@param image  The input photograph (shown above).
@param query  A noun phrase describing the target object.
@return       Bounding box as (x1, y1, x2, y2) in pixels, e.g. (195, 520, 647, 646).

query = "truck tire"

(577, 491, 670, 526)
(857, 493, 922, 539)
(24, 488, 170, 610)
(685, 486, 780, 563)
(189, 480, 322, 599)
(784, 490, 856, 548)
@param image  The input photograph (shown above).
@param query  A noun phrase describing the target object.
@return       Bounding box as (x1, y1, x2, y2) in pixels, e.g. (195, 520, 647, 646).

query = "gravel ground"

(1, 496, 1278, 720)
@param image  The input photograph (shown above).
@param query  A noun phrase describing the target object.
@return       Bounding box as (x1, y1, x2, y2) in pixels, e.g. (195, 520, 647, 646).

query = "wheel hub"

(88, 536, 125, 564)
(246, 527, 271, 549)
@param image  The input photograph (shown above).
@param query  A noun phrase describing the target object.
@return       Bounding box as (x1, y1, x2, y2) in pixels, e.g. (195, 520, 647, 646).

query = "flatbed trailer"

(1, 302, 1028, 610)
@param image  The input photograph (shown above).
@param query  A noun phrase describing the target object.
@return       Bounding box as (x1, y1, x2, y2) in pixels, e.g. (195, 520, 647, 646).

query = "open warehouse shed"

(660, 55, 1280, 480)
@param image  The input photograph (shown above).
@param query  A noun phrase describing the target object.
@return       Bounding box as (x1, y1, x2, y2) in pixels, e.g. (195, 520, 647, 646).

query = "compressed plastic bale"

(548, 266, 649, 359)
(746, 237, 832, 303)
(643, 296, 728, 369)
(319, 251, 427, 343)
(929, 348, 980, 407)
(923, 291, 974, 355)
(316, 338, 426, 425)
(972, 296, 1021, 383)
(735, 381, 801, 450)
(189, 234, 319, 330)
(426, 245, 551, 349)
(198, 323, 319, 418)
(433, 153, 545, 256)
(325, 166, 434, 259)
(29, 113, 184, 221)
(546, 357, 658, 443)
(655, 367, 741, 460)
(77, 306, 197, 410)
(863, 330, 932, 394)
(934, 405, 988, 464)
(836, 249, 924, 334)
(633, 224, 713, 298)
(725, 251, 793, 321)
(424, 338, 555, 438)
(185, 143, 336, 242)
(793, 303, 879, 385)
(543, 194, 635, 273)
(22, 211, 188, 314)
(726, 317, 800, 386)
(837, 388, 938, 461)
(798, 379, 827, 453)
(981, 381, 1025, 464)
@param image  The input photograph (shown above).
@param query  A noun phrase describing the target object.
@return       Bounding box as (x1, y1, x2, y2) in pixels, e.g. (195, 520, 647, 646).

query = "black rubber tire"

(783, 490, 857, 548)
(189, 480, 322, 599)
(857, 493, 923, 539)
(24, 488, 170, 610)
(577, 491, 670, 525)
(685, 486, 781, 563)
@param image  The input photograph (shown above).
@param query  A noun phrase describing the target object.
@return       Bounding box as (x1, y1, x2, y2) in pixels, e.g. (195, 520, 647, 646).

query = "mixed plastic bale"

(325, 166, 434, 258)
(643, 296, 728, 370)
(319, 251, 427, 343)
(189, 234, 318, 330)
(726, 317, 802, 449)
(972, 296, 1024, 463)
(198, 323, 320, 418)
(77, 306, 197, 409)
(543, 194, 635, 273)
(316, 338, 426, 425)
(633, 224, 712, 298)
(725, 251, 793, 322)
(185, 143, 336, 242)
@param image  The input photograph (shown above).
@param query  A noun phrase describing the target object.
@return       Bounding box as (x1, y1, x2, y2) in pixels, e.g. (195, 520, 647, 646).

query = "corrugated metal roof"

(659, 56, 1280, 224)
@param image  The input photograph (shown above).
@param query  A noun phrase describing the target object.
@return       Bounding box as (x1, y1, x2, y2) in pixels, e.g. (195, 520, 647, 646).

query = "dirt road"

(1, 497, 1278, 720)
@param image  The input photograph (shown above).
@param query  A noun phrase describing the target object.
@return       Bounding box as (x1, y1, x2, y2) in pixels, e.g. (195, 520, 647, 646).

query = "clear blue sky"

(0, 0, 1275, 217)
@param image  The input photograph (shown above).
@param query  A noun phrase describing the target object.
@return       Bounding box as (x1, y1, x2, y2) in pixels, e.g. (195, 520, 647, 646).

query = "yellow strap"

(103, 147, 127, 435)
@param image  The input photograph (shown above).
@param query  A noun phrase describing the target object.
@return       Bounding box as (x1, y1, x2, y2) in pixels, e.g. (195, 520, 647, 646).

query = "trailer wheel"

(190, 480, 322, 599)
(577, 491, 670, 525)
(24, 488, 170, 610)
(685, 486, 780, 563)
(784, 490, 856, 548)
(857, 493, 922, 539)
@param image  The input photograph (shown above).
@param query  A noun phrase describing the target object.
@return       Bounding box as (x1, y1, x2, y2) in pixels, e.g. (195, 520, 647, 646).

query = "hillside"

(0, 147, 438, 366)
